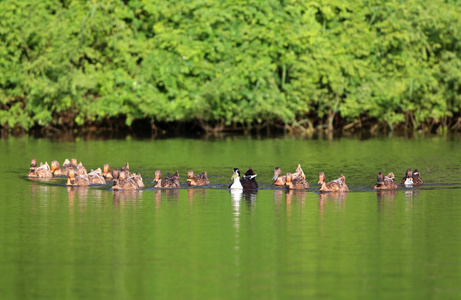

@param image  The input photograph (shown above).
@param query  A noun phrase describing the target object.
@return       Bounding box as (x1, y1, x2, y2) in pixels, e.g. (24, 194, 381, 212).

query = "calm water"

(1, 136, 461, 299)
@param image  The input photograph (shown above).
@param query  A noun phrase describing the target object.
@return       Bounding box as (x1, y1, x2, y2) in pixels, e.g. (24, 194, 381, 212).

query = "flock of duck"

(27, 158, 424, 191)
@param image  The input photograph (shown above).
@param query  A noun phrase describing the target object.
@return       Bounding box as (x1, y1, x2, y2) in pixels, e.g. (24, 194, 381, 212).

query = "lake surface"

(1, 135, 461, 299)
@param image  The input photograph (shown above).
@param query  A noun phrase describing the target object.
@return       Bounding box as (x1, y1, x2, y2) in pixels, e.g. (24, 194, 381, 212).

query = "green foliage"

(1, 0, 461, 132)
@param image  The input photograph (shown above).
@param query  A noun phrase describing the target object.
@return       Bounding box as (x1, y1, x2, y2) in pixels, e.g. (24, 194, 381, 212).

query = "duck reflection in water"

(376, 189, 397, 205)
(285, 189, 306, 204)
(229, 189, 257, 212)
(154, 189, 180, 204)
(187, 188, 208, 203)
(113, 189, 143, 205)
(318, 191, 348, 212)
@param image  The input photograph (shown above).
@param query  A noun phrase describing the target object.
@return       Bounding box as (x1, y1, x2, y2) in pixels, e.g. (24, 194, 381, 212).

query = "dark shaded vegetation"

(1, 0, 461, 137)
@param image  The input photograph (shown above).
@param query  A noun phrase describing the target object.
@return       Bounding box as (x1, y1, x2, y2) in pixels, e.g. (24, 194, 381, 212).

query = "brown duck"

(273, 164, 306, 186)
(28, 159, 53, 178)
(112, 170, 142, 190)
(88, 168, 106, 185)
(373, 172, 399, 190)
(318, 172, 349, 192)
(284, 172, 309, 190)
(153, 170, 180, 188)
(412, 169, 423, 185)
(51, 159, 78, 177)
(186, 170, 210, 186)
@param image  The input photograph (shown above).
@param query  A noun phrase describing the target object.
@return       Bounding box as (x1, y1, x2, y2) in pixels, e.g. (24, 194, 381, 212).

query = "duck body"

(52, 159, 78, 177)
(113, 177, 139, 190)
(153, 170, 180, 188)
(241, 168, 258, 190)
(187, 170, 210, 186)
(318, 172, 349, 192)
(400, 168, 413, 185)
(285, 172, 309, 190)
(412, 169, 423, 185)
(66, 169, 90, 186)
(113, 169, 144, 190)
(88, 168, 107, 185)
(373, 172, 399, 190)
(28, 159, 53, 178)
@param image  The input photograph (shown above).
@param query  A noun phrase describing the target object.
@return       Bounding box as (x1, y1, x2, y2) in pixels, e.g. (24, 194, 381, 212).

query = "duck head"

(66, 170, 76, 186)
(272, 167, 282, 181)
(30, 158, 37, 171)
(318, 172, 326, 185)
(377, 172, 384, 184)
(70, 158, 78, 166)
(153, 170, 162, 182)
(103, 164, 111, 175)
(231, 168, 240, 180)
(413, 169, 421, 179)
(187, 170, 194, 183)
(405, 168, 412, 179)
(51, 160, 60, 173)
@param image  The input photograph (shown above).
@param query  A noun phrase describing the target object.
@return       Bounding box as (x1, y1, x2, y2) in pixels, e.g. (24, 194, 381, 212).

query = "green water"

(1, 136, 461, 299)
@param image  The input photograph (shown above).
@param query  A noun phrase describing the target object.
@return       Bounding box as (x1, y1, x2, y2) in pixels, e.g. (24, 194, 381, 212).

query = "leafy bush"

(1, 0, 460, 133)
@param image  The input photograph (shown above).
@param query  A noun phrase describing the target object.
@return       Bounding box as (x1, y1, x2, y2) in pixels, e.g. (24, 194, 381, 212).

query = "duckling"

(372, 172, 399, 190)
(28, 159, 53, 178)
(412, 169, 423, 185)
(229, 168, 243, 189)
(102, 164, 113, 180)
(186, 170, 210, 186)
(318, 172, 349, 192)
(241, 167, 258, 190)
(153, 170, 180, 188)
(400, 168, 413, 185)
(112, 170, 140, 190)
(88, 168, 106, 185)
(285, 172, 309, 190)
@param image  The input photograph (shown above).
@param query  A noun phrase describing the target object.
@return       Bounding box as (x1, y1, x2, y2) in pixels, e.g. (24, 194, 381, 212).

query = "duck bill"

(231, 171, 239, 180)
(272, 173, 278, 181)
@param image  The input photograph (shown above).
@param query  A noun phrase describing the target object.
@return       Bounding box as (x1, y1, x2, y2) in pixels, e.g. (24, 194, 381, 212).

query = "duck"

(66, 169, 90, 186)
(28, 159, 53, 178)
(241, 167, 258, 190)
(400, 168, 413, 185)
(52, 159, 78, 177)
(412, 169, 424, 185)
(272, 164, 305, 186)
(102, 164, 113, 179)
(112, 170, 141, 190)
(318, 172, 349, 192)
(372, 172, 399, 189)
(186, 170, 210, 186)
(284, 172, 309, 190)
(88, 168, 106, 185)
(153, 170, 180, 188)
(229, 168, 243, 189)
